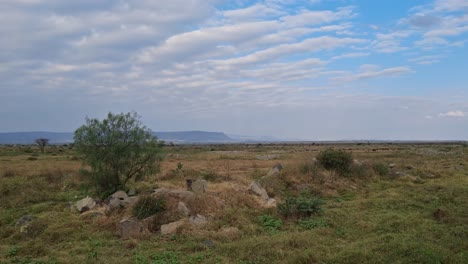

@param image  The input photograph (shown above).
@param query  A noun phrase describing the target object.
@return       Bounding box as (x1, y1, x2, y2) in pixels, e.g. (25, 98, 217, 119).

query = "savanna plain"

(0, 143, 467, 264)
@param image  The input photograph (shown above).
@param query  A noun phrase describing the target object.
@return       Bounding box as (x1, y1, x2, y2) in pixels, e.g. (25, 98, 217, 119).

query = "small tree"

(35, 138, 49, 153)
(74, 112, 163, 195)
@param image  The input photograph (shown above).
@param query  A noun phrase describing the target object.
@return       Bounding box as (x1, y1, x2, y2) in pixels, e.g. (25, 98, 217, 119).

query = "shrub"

(74, 112, 164, 195)
(2, 169, 16, 178)
(258, 215, 283, 233)
(278, 196, 324, 219)
(298, 218, 329, 230)
(373, 163, 389, 176)
(27, 156, 38, 161)
(316, 149, 353, 175)
(132, 195, 166, 219)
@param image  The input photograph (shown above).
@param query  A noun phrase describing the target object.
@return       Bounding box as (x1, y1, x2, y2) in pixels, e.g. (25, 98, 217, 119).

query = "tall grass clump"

(132, 195, 166, 219)
(278, 196, 324, 219)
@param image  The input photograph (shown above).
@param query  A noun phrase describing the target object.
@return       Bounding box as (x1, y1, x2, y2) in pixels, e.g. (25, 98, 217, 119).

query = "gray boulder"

(177, 202, 190, 217)
(75, 197, 96, 213)
(248, 181, 269, 201)
(266, 167, 280, 177)
(189, 214, 208, 226)
(191, 179, 208, 193)
(109, 191, 137, 210)
(119, 219, 147, 239)
(160, 220, 185, 235)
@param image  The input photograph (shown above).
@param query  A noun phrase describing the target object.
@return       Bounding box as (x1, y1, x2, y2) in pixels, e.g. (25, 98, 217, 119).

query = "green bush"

(316, 149, 353, 175)
(298, 218, 329, 230)
(74, 112, 164, 195)
(132, 195, 166, 219)
(258, 215, 283, 233)
(373, 163, 389, 176)
(278, 196, 324, 219)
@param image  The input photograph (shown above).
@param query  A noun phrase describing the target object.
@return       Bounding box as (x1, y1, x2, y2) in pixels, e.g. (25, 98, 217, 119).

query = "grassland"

(0, 143, 467, 263)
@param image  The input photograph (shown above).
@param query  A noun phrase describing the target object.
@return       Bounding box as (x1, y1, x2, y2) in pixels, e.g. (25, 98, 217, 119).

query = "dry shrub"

(2, 169, 16, 178)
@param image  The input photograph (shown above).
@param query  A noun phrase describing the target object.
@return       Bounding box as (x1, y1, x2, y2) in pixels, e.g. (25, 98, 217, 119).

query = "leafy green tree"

(74, 112, 163, 195)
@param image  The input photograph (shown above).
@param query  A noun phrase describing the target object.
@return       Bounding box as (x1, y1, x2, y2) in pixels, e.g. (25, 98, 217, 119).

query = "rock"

(406, 165, 416, 170)
(266, 167, 280, 177)
(256, 155, 279, 160)
(108, 191, 137, 210)
(16, 215, 34, 226)
(191, 179, 208, 193)
(353, 159, 363, 166)
(189, 214, 208, 226)
(177, 202, 190, 217)
(160, 220, 185, 235)
(272, 163, 283, 171)
(265, 198, 277, 208)
(248, 181, 269, 201)
(80, 208, 106, 220)
(422, 173, 436, 179)
(128, 188, 137, 196)
(75, 197, 96, 213)
(389, 163, 396, 168)
(395, 171, 407, 177)
(119, 219, 147, 239)
(201, 239, 216, 248)
(111, 190, 128, 200)
(413, 177, 424, 184)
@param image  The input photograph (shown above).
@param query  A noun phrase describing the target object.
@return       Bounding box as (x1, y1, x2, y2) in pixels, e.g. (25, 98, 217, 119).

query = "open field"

(0, 143, 467, 264)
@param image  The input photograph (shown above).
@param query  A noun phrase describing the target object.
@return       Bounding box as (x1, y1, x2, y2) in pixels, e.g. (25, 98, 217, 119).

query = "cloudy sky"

(1, 0, 467, 140)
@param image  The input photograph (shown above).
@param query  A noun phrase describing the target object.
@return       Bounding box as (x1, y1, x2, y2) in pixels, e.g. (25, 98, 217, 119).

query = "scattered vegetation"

(0, 143, 467, 263)
(132, 195, 166, 219)
(278, 196, 324, 219)
(258, 215, 283, 233)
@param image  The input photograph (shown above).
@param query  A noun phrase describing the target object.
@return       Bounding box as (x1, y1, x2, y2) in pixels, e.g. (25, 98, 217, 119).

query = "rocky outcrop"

(119, 219, 147, 239)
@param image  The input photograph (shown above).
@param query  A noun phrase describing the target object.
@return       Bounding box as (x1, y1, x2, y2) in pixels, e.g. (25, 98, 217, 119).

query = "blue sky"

(1, 0, 467, 140)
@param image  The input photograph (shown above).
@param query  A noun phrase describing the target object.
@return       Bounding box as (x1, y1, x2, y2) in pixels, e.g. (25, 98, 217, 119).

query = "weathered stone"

(248, 181, 269, 201)
(80, 208, 106, 220)
(265, 198, 277, 208)
(111, 190, 128, 200)
(272, 163, 283, 171)
(108, 191, 137, 210)
(128, 188, 137, 196)
(353, 159, 363, 166)
(75, 197, 96, 213)
(389, 163, 396, 168)
(177, 202, 190, 217)
(119, 219, 147, 239)
(201, 239, 216, 248)
(16, 215, 34, 226)
(160, 220, 185, 235)
(191, 179, 208, 193)
(266, 167, 280, 177)
(422, 173, 436, 179)
(189, 214, 208, 226)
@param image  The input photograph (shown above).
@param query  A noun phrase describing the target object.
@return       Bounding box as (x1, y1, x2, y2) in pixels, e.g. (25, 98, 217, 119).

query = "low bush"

(2, 169, 16, 178)
(258, 215, 283, 233)
(132, 195, 166, 219)
(316, 149, 353, 175)
(278, 196, 324, 219)
(298, 218, 329, 230)
(373, 163, 389, 176)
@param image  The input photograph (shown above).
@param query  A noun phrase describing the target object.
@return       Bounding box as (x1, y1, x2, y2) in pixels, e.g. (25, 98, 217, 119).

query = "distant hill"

(0, 131, 234, 144)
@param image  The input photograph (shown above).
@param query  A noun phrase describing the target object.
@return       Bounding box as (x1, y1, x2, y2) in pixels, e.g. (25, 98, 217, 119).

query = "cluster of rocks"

(246, 163, 283, 208)
(73, 179, 211, 239)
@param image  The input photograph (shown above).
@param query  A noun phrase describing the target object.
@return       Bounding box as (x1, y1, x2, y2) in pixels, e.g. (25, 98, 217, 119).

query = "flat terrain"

(0, 143, 467, 263)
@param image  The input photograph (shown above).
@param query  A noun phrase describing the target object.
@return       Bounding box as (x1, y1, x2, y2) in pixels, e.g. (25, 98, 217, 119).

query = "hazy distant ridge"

(0, 131, 234, 144)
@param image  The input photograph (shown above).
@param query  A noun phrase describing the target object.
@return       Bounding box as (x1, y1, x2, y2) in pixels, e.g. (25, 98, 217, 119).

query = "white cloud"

(438, 110, 466, 117)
